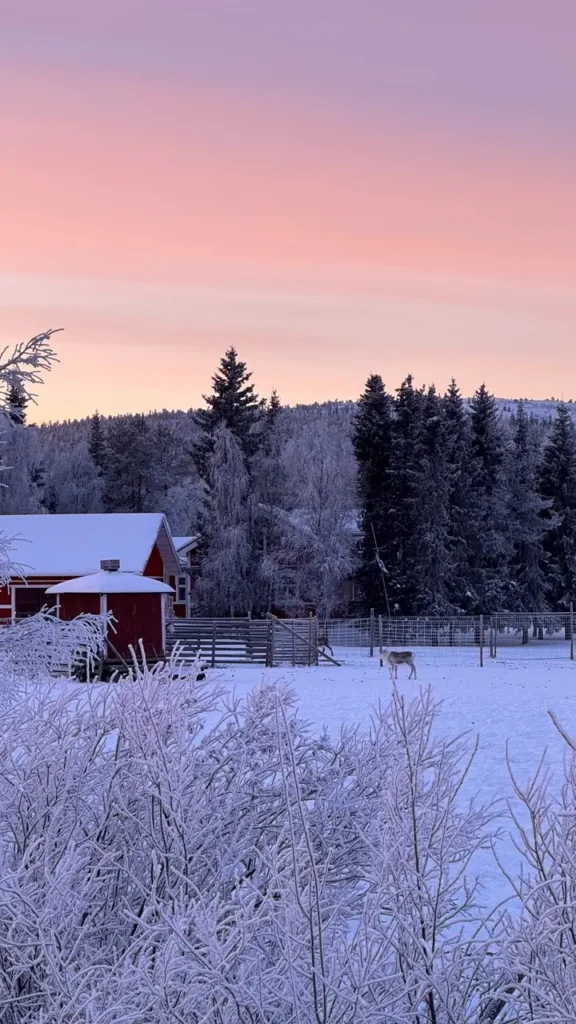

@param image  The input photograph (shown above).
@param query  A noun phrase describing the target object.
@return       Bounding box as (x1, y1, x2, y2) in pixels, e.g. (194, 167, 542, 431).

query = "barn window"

(177, 576, 187, 604)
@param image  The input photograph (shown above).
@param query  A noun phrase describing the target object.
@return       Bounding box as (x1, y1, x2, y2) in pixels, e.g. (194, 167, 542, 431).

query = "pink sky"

(1, 0, 575, 420)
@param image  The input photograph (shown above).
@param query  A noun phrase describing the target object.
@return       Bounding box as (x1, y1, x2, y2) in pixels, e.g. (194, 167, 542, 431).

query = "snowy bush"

(497, 713, 576, 1022)
(0, 608, 108, 680)
(0, 668, 505, 1023)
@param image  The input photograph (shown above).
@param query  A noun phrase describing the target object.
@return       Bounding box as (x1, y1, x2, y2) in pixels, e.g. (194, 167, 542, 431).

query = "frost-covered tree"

(0, 421, 46, 514)
(195, 425, 255, 615)
(353, 374, 394, 613)
(0, 329, 59, 415)
(506, 401, 551, 611)
(252, 392, 292, 611)
(539, 402, 576, 609)
(159, 478, 203, 536)
(44, 441, 104, 514)
(280, 413, 358, 617)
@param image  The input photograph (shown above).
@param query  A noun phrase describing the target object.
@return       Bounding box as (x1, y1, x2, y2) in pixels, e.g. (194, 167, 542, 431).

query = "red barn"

(46, 566, 174, 661)
(0, 513, 181, 623)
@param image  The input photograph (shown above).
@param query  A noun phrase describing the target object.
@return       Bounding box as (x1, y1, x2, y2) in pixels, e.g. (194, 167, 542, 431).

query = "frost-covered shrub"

(0, 669, 501, 1023)
(498, 714, 576, 1022)
(0, 608, 108, 680)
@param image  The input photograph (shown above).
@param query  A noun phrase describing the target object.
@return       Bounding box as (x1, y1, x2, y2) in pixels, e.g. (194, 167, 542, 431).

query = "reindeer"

(380, 648, 417, 680)
(317, 633, 334, 657)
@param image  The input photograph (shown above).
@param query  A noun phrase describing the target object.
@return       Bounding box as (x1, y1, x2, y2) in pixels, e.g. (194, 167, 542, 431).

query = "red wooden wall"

(58, 594, 101, 619)
(105, 593, 163, 659)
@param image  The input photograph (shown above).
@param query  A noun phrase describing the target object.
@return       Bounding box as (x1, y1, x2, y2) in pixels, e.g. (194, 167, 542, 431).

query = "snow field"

(219, 656, 576, 909)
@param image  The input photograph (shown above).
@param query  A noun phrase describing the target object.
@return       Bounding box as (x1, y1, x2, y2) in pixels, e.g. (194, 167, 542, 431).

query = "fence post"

(479, 614, 484, 667)
(267, 615, 276, 667)
(308, 612, 313, 667)
(571, 602, 574, 661)
(369, 608, 375, 657)
(211, 620, 217, 668)
(378, 614, 383, 657)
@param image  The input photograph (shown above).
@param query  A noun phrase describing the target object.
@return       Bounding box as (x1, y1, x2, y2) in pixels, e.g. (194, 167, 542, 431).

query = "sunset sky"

(1, 1, 575, 421)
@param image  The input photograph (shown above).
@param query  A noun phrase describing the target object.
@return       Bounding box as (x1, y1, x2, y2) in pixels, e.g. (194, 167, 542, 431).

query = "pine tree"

(506, 401, 550, 611)
(5, 381, 28, 425)
(88, 412, 107, 476)
(466, 384, 509, 613)
(387, 376, 425, 613)
(194, 348, 263, 477)
(353, 375, 394, 613)
(539, 403, 576, 609)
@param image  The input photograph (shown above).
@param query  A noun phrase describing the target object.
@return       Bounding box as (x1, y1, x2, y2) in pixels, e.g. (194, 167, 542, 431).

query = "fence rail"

(167, 608, 576, 668)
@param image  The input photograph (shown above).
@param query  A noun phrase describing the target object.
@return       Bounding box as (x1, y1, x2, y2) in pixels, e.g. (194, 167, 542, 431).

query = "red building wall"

(143, 545, 164, 579)
(58, 594, 101, 620)
(105, 593, 164, 659)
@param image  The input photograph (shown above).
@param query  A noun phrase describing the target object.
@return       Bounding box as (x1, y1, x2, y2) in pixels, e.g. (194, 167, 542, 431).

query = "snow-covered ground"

(217, 656, 576, 911)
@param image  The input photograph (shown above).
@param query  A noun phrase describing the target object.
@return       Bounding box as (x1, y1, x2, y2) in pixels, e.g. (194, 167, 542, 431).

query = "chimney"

(100, 559, 120, 572)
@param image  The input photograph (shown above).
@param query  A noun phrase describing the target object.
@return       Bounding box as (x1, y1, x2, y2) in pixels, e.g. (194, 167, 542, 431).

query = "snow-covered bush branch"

(497, 715, 576, 1022)
(0, 671, 504, 1022)
(0, 608, 109, 679)
(0, 329, 60, 409)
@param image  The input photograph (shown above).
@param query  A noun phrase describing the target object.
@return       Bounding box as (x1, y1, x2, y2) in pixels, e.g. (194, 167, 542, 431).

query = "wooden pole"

(378, 614, 383, 658)
(571, 602, 574, 661)
(479, 614, 484, 667)
(369, 608, 375, 658)
(270, 615, 276, 667)
(211, 621, 217, 668)
(308, 612, 313, 666)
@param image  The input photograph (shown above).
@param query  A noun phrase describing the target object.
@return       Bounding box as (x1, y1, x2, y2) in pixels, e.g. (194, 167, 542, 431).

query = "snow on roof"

(172, 535, 199, 552)
(0, 514, 181, 577)
(46, 572, 174, 595)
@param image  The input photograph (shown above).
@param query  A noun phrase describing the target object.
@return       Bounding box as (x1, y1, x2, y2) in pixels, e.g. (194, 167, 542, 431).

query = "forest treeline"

(2, 351, 576, 617)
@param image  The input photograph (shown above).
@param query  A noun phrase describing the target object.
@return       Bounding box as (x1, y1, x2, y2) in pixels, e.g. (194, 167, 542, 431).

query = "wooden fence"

(166, 615, 337, 667)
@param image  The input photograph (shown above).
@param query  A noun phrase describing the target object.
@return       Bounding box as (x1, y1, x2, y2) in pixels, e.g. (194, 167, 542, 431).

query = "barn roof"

(172, 536, 200, 552)
(0, 514, 181, 578)
(46, 572, 174, 595)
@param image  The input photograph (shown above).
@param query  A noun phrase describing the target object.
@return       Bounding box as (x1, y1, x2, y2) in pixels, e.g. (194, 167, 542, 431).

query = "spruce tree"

(507, 401, 550, 610)
(88, 412, 107, 476)
(102, 415, 154, 513)
(353, 375, 394, 613)
(194, 348, 263, 477)
(442, 379, 473, 611)
(466, 384, 509, 612)
(412, 386, 452, 614)
(387, 375, 425, 613)
(266, 389, 281, 427)
(539, 403, 576, 609)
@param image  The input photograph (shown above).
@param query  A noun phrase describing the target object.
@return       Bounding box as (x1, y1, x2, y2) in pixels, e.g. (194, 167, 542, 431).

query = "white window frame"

(176, 574, 188, 615)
